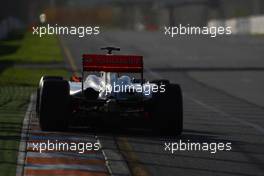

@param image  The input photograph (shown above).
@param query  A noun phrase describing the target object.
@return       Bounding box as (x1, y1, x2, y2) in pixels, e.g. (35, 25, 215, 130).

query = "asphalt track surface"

(20, 31, 264, 176)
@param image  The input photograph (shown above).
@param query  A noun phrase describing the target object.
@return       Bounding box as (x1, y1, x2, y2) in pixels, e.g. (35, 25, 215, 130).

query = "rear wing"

(81, 54, 144, 92)
(82, 54, 143, 73)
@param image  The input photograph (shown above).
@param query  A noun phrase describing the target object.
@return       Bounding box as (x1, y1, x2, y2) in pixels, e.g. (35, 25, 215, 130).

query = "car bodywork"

(36, 47, 183, 135)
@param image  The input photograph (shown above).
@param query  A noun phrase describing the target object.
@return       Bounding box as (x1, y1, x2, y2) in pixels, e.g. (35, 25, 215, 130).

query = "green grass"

(0, 67, 70, 86)
(0, 30, 69, 176)
(0, 86, 34, 176)
(0, 32, 62, 63)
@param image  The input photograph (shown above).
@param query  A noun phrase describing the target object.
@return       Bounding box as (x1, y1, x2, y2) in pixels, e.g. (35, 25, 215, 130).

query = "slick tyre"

(150, 79, 170, 86)
(36, 76, 63, 118)
(151, 83, 183, 135)
(39, 79, 70, 131)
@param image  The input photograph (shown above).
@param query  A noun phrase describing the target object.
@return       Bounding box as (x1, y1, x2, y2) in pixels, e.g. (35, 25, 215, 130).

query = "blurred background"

(1, 1, 264, 176)
(1, 0, 264, 38)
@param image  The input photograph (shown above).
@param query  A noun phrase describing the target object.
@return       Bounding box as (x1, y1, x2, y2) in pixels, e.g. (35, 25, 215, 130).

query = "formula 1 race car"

(36, 47, 183, 135)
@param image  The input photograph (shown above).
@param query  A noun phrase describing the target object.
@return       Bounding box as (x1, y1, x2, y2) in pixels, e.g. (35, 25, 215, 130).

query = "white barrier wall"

(208, 15, 264, 35)
(250, 16, 264, 34)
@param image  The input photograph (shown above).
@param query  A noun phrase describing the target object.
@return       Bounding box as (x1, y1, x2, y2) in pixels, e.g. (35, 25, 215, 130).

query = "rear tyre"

(150, 79, 170, 86)
(36, 87, 40, 117)
(150, 83, 183, 135)
(39, 79, 70, 131)
(36, 76, 63, 118)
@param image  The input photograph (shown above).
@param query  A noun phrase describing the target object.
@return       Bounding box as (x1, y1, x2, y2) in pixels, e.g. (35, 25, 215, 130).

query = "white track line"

(188, 96, 264, 135)
(16, 95, 34, 176)
(96, 136, 131, 176)
(145, 68, 264, 135)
